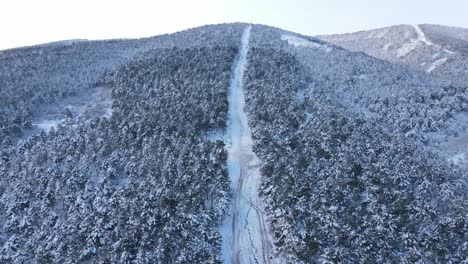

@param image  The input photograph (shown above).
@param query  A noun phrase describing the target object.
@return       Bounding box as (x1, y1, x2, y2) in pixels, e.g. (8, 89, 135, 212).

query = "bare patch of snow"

(432, 52, 442, 58)
(427, 57, 448, 73)
(71, 86, 113, 119)
(412, 25, 457, 54)
(376, 30, 388, 38)
(304, 111, 312, 124)
(368, 29, 388, 39)
(281, 34, 332, 52)
(17, 86, 114, 142)
(382, 43, 391, 52)
(449, 153, 467, 164)
(296, 88, 305, 102)
(203, 129, 225, 142)
(427, 113, 468, 166)
(397, 25, 457, 58)
(413, 25, 433, 46)
(116, 176, 129, 189)
(355, 74, 370, 80)
(33, 119, 64, 132)
(442, 130, 468, 164)
(397, 39, 419, 58)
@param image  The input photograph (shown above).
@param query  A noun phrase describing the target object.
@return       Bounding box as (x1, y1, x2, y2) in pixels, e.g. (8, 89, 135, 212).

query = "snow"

(296, 88, 305, 102)
(396, 39, 419, 58)
(367, 29, 387, 39)
(412, 25, 433, 46)
(116, 176, 129, 189)
(220, 26, 278, 264)
(382, 43, 391, 52)
(204, 129, 225, 142)
(449, 153, 466, 164)
(442, 130, 468, 165)
(17, 87, 113, 142)
(33, 119, 64, 132)
(281, 34, 332, 52)
(427, 113, 468, 166)
(376, 30, 388, 38)
(426, 57, 448, 73)
(305, 111, 312, 124)
(397, 25, 457, 58)
(412, 25, 456, 54)
(40, 39, 88, 47)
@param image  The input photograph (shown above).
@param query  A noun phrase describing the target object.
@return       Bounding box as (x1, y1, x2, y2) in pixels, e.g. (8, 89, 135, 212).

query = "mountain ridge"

(318, 23, 468, 89)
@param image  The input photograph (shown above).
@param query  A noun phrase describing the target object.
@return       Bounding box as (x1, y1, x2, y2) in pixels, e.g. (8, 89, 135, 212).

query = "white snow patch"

(220, 26, 279, 264)
(382, 43, 391, 52)
(397, 25, 457, 58)
(442, 130, 468, 165)
(376, 30, 388, 38)
(32, 119, 64, 132)
(281, 34, 332, 52)
(412, 25, 457, 54)
(432, 52, 442, 58)
(39, 39, 88, 48)
(204, 129, 225, 142)
(355, 74, 369, 80)
(17, 87, 113, 142)
(296, 88, 305, 102)
(116, 176, 129, 189)
(427, 113, 468, 166)
(366, 29, 387, 39)
(305, 111, 312, 124)
(449, 153, 466, 164)
(413, 25, 433, 46)
(397, 39, 419, 58)
(427, 57, 448, 73)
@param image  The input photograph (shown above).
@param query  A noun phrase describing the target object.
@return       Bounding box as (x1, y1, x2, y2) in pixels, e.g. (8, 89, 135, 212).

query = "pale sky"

(1, 0, 467, 50)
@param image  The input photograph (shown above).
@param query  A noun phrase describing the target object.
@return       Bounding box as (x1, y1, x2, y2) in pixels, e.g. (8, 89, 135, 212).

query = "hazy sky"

(1, 0, 467, 50)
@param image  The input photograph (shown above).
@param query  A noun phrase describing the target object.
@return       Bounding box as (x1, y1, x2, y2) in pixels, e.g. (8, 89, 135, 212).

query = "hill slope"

(318, 24, 468, 89)
(0, 23, 466, 263)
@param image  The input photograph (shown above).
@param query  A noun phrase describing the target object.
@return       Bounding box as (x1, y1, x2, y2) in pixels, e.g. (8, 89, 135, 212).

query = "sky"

(1, 0, 467, 50)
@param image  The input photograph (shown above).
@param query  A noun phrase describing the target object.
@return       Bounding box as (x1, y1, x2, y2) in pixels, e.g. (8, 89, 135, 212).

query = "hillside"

(318, 24, 468, 89)
(0, 23, 466, 263)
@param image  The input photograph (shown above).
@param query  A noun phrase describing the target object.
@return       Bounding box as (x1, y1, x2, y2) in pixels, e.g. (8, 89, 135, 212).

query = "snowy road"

(220, 25, 276, 264)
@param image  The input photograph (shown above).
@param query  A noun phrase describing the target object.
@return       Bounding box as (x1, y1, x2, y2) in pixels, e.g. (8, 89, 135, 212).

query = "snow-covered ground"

(427, 57, 448, 73)
(396, 39, 419, 58)
(413, 25, 434, 47)
(204, 128, 225, 142)
(440, 130, 468, 165)
(412, 25, 456, 54)
(426, 113, 468, 166)
(397, 25, 457, 59)
(19, 87, 113, 141)
(220, 26, 277, 264)
(281, 34, 332, 52)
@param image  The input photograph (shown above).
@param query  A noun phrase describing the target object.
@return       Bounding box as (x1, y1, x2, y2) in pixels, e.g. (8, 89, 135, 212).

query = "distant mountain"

(318, 24, 468, 88)
(0, 23, 466, 263)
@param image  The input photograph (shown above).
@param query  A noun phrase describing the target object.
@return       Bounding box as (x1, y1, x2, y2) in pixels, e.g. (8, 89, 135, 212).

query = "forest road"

(221, 25, 276, 264)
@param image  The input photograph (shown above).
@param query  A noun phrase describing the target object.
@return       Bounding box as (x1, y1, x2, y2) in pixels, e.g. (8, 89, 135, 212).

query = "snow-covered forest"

(0, 24, 245, 263)
(0, 23, 467, 263)
(244, 25, 467, 263)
